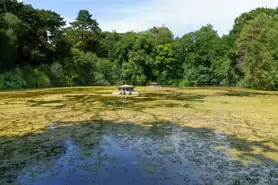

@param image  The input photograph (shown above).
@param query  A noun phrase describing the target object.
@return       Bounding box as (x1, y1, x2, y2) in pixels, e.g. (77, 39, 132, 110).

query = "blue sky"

(24, 0, 277, 37)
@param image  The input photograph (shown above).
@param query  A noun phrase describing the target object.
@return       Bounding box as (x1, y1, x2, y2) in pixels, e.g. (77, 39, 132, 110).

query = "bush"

(0, 68, 26, 89)
(36, 71, 51, 88)
(93, 72, 110, 86)
(0, 75, 4, 89)
(23, 67, 51, 88)
(23, 67, 37, 88)
(171, 80, 190, 87)
(49, 62, 70, 87)
(178, 80, 188, 87)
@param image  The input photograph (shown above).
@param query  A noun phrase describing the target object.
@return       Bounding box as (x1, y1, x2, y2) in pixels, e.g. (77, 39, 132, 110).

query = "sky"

(23, 0, 278, 37)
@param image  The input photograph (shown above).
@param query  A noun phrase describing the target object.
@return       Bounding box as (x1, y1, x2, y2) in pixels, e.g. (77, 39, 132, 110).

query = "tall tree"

(179, 25, 223, 85)
(148, 26, 174, 45)
(70, 10, 100, 33)
(240, 16, 278, 90)
(0, 12, 20, 72)
(67, 10, 101, 52)
(155, 44, 176, 84)
(229, 7, 278, 45)
(236, 13, 270, 72)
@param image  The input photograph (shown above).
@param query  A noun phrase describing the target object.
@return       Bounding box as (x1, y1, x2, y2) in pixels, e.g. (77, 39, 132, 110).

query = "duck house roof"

(116, 85, 135, 89)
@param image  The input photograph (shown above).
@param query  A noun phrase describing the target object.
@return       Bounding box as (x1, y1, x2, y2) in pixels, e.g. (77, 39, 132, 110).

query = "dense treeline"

(1, 1, 278, 90)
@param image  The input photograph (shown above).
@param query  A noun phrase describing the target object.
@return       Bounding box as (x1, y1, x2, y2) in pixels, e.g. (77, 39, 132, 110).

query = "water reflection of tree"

(1, 122, 278, 185)
(0, 129, 67, 183)
(98, 123, 181, 179)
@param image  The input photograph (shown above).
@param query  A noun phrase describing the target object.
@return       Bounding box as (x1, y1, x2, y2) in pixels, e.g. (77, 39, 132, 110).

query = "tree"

(148, 26, 174, 45)
(70, 10, 100, 33)
(67, 10, 101, 52)
(179, 25, 223, 85)
(229, 7, 278, 45)
(68, 48, 97, 86)
(236, 13, 271, 72)
(96, 31, 122, 58)
(94, 58, 120, 85)
(240, 17, 278, 90)
(0, 13, 20, 72)
(1, 2, 278, 91)
(121, 61, 146, 85)
(2, 2, 66, 66)
(112, 32, 156, 83)
(155, 44, 176, 84)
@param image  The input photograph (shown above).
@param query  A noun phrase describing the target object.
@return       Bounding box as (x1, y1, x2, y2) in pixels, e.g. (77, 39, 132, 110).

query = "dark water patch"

(221, 90, 278, 97)
(1, 122, 278, 185)
(162, 102, 180, 108)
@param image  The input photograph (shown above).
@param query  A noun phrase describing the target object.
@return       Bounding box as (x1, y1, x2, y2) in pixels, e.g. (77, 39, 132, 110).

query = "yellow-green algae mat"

(1, 86, 278, 164)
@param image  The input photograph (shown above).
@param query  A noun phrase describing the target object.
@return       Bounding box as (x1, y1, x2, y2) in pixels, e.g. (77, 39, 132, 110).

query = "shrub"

(93, 72, 110, 86)
(0, 75, 4, 89)
(49, 62, 70, 87)
(0, 68, 26, 89)
(178, 80, 188, 87)
(36, 70, 51, 88)
(23, 67, 51, 88)
(23, 67, 37, 88)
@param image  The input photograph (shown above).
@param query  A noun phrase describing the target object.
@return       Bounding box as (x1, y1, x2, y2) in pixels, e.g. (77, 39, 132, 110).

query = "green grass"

(1, 86, 278, 163)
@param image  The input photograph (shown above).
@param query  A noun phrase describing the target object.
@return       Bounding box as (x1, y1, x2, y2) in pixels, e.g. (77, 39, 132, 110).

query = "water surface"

(1, 122, 277, 185)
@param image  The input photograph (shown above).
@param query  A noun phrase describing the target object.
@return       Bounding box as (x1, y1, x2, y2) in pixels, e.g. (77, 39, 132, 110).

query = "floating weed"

(215, 146, 228, 151)
(160, 146, 175, 150)
(0, 86, 278, 164)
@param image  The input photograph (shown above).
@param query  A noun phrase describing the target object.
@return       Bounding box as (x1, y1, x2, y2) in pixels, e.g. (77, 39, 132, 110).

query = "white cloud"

(98, 0, 278, 36)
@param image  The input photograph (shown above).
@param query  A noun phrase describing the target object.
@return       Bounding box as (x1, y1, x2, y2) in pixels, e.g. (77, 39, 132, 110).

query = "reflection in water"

(1, 123, 278, 185)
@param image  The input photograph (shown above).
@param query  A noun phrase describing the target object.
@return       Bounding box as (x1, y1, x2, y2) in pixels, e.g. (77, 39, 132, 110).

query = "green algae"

(0, 86, 278, 164)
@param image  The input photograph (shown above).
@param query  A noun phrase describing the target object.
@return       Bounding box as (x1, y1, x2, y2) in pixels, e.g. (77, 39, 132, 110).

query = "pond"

(1, 122, 277, 185)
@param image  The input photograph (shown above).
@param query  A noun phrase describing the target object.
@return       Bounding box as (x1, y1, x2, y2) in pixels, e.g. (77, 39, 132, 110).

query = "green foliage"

(94, 58, 118, 85)
(229, 7, 278, 44)
(67, 10, 101, 52)
(1, 0, 66, 68)
(3, 12, 22, 29)
(36, 71, 52, 88)
(70, 48, 97, 86)
(0, 12, 20, 72)
(172, 80, 188, 87)
(1, 3, 278, 91)
(23, 67, 51, 88)
(112, 32, 155, 84)
(0, 29, 17, 72)
(121, 61, 146, 85)
(0, 68, 26, 89)
(155, 44, 177, 84)
(70, 10, 100, 33)
(148, 26, 174, 45)
(236, 13, 271, 72)
(239, 17, 278, 90)
(179, 25, 224, 85)
(38, 62, 71, 87)
(211, 58, 233, 86)
(93, 72, 110, 86)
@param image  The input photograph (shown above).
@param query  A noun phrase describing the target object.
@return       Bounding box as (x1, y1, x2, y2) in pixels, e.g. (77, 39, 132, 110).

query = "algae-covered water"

(1, 122, 277, 185)
(1, 87, 278, 184)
